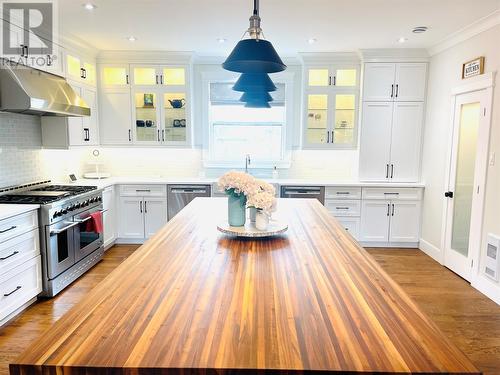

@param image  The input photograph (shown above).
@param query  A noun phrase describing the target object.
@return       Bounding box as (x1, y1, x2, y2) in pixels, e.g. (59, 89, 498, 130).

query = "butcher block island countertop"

(11, 198, 479, 375)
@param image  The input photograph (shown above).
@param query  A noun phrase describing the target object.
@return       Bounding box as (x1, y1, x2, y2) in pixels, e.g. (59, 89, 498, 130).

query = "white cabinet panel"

(390, 102, 423, 182)
(394, 63, 427, 102)
(325, 200, 361, 217)
(0, 211, 38, 243)
(363, 63, 396, 101)
(337, 217, 360, 240)
(118, 197, 144, 239)
(81, 88, 99, 145)
(119, 185, 167, 197)
(144, 198, 167, 239)
(360, 200, 390, 242)
(325, 186, 361, 200)
(102, 187, 116, 247)
(362, 188, 423, 201)
(67, 84, 85, 146)
(99, 89, 133, 145)
(359, 102, 393, 181)
(389, 201, 421, 242)
(0, 229, 39, 277)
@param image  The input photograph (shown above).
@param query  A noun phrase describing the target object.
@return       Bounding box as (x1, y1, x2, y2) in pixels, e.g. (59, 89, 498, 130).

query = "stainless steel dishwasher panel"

(280, 186, 325, 205)
(167, 185, 211, 220)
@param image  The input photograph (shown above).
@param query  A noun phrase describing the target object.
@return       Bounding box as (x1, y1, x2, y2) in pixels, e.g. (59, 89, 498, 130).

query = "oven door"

(73, 205, 104, 262)
(46, 221, 77, 279)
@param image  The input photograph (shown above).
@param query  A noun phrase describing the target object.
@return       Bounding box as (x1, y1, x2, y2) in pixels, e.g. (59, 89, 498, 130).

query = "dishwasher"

(280, 186, 325, 205)
(167, 185, 212, 220)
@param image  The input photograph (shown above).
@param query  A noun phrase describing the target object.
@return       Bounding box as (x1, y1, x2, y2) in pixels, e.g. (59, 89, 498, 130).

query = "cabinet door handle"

(386, 164, 389, 179)
(157, 129, 160, 142)
(23, 45, 29, 57)
(0, 225, 16, 234)
(126, 74, 129, 84)
(144, 201, 148, 213)
(326, 131, 330, 143)
(0, 251, 19, 261)
(156, 75, 159, 84)
(160, 75, 163, 85)
(4, 285, 21, 297)
(391, 84, 394, 98)
(83, 69, 87, 79)
(391, 203, 395, 216)
(128, 129, 132, 142)
(395, 84, 399, 98)
(390, 164, 394, 179)
(83, 128, 90, 141)
(333, 76, 336, 86)
(387, 204, 390, 216)
(162, 129, 165, 142)
(46, 54, 52, 66)
(80, 67, 84, 79)
(140, 201, 143, 213)
(328, 76, 332, 86)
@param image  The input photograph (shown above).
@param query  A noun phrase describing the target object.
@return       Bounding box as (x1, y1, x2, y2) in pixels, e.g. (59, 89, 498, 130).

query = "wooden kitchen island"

(11, 198, 480, 375)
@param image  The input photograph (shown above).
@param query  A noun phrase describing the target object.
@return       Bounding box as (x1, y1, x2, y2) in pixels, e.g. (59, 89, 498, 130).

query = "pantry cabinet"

(363, 63, 427, 102)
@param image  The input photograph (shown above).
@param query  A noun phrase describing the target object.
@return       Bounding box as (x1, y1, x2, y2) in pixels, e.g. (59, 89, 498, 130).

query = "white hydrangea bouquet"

(218, 171, 277, 228)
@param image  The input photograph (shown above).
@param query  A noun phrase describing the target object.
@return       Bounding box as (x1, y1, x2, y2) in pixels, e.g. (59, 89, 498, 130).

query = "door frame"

(441, 72, 495, 282)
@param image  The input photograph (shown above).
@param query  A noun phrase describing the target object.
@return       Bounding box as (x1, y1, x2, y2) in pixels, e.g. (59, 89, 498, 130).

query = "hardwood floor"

(0, 245, 499, 374)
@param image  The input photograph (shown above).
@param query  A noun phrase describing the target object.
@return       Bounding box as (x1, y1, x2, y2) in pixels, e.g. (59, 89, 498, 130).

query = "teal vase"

(227, 192, 247, 227)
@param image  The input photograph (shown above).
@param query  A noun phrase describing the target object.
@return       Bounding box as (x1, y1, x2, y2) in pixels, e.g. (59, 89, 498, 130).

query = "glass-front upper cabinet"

(303, 63, 359, 149)
(100, 64, 130, 87)
(65, 53, 96, 86)
(163, 92, 187, 143)
(132, 91, 161, 144)
(131, 65, 187, 87)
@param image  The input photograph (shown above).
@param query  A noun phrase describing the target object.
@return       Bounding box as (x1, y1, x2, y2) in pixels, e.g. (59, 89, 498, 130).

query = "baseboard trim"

(0, 297, 37, 327)
(360, 241, 419, 248)
(116, 238, 145, 245)
(419, 238, 443, 264)
(472, 275, 500, 306)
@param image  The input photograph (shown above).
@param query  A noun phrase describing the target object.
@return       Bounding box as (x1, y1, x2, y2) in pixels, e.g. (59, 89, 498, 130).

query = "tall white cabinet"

(359, 62, 427, 182)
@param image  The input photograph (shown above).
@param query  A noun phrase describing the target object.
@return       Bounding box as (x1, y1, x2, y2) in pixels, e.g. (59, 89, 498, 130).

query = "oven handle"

(50, 222, 79, 235)
(74, 210, 106, 223)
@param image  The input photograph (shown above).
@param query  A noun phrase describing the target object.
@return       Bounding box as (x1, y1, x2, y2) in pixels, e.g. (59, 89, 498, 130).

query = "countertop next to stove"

(0, 204, 39, 221)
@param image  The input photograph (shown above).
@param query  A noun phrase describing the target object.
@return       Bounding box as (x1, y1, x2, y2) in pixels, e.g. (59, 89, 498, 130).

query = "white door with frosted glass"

(444, 90, 488, 281)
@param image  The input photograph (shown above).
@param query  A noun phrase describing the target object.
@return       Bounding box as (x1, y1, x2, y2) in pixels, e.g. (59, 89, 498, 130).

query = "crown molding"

(299, 52, 361, 64)
(97, 50, 195, 64)
(428, 9, 500, 56)
(193, 54, 302, 66)
(359, 48, 429, 62)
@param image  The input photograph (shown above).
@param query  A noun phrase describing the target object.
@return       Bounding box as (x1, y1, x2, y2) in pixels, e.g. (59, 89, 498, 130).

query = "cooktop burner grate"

(0, 185, 98, 205)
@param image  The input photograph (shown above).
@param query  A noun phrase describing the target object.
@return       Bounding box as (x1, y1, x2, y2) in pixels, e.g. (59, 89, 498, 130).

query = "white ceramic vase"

(255, 210, 269, 231)
(248, 207, 257, 223)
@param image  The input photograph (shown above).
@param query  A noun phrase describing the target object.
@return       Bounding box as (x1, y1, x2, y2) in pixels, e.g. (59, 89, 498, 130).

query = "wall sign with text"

(462, 57, 485, 79)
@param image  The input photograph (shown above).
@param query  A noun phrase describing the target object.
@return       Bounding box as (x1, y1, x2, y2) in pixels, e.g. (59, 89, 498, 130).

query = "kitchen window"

(204, 80, 292, 167)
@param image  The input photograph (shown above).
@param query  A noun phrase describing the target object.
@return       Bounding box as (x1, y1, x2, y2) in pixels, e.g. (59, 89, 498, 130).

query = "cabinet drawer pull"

(135, 189, 151, 192)
(336, 192, 350, 195)
(335, 207, 350, 210)
(0, 225, 17, 234)
(0, 251, 19, 261)
(383, 192, 400, 195)
(4, 285, 22, 297)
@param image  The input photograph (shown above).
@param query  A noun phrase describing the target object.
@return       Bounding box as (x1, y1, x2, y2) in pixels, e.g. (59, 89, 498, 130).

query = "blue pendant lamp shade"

(244, 99, 271, 108)
(222, 0, 286, 74)
(240, 91, 273, 102)
(222, 39, 286, 73)
(233, 73, 277, 92)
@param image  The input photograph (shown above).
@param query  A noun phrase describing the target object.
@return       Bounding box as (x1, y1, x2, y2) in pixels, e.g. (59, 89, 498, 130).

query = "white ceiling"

(60, 0, 500, 55)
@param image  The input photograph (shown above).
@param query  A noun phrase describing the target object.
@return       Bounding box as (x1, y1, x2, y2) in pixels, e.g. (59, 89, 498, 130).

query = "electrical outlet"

(489, 152, 496, 166)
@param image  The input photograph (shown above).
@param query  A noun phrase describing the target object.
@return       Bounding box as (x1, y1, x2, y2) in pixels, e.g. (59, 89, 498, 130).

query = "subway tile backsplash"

(0, 113, 46, 188)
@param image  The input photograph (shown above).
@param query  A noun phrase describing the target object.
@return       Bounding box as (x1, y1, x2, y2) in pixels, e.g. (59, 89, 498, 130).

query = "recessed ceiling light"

(217, 38, 227, 44)
(308, 38, 317, 44)
(127, 36, 137, 42)
(398, 37, 408, 43)
(412, 26, 428, 33)
(82, 3, 96, 10)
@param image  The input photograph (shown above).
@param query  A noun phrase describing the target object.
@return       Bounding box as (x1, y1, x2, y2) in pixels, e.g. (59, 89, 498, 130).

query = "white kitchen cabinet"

(102, 186, 116, 248)
(118, 197, 145, 239)
(389, 201, 421, 242)
(337, 217, 360, 240)
(41, 83, 99, 148)
(117, 186, 168, 242)
(359, 102, 393, 181)
(144, 198, 168, 238)
(100, 64, 130, 88)
(359, 101, 423, 182)
(360, 200, 391, 242)
(363, 63, 427, 102)
(99, 89, 133, 145)
(65, 52, 96, 86)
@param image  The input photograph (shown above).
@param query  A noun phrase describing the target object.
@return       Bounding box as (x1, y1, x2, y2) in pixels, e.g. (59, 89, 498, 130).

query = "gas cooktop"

(0, 184, 97, 205)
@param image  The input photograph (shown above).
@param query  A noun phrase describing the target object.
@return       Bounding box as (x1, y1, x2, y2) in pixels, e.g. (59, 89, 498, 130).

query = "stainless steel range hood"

(0, 60, 90, 117)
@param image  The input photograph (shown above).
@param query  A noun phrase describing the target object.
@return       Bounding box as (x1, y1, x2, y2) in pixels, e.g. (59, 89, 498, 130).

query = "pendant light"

(244, 99, 272, 108)
(240, 92, 274, 103)
(222, 0, 286, 74)
(233, 73, 277, 92)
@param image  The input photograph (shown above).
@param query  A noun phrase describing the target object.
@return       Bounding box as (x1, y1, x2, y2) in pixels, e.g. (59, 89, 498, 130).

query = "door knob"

(444, 191, 454, 198)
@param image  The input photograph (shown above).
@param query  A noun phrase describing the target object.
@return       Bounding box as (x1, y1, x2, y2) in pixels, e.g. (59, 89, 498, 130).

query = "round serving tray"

(217, 220, 288, 238)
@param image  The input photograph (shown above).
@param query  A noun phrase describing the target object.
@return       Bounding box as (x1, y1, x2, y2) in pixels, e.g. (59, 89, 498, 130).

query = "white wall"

(421, 24, 500, 302)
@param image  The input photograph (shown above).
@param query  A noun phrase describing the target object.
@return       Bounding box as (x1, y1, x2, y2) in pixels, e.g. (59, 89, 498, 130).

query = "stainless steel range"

(0, 181, 105, 297)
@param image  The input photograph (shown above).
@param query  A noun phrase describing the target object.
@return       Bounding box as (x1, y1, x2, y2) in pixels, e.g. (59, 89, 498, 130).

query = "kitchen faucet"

(245, 154, 251, 173)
